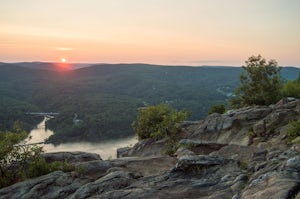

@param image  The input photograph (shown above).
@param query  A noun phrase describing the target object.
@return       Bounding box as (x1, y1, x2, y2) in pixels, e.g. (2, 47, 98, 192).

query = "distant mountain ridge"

(0, 62, 299, 143)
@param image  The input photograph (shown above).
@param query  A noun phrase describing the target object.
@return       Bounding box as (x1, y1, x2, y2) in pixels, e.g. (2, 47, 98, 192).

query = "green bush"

(0, 126, 75, 188)
(25, 157, 51, 178)
(287, 119, 300, 142)
(132, 104, 189, 156)
(0, 128, 43, 188)
(164, 139, 180, 156)
(282, 79, 300, 99)
(132, 104, 190, 140)
(25, 159, 74, 179)
(75, 164, 85, 175)
(208, 104, 226, 115)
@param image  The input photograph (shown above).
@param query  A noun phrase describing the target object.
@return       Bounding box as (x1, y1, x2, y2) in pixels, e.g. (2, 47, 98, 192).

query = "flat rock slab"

(110, 156, 177, 177)
(42, 151, 102, 163)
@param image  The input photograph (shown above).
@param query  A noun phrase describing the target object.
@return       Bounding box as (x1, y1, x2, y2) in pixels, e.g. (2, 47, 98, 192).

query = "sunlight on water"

(26, 117, 53, 144)
(27, 118, 137, 159)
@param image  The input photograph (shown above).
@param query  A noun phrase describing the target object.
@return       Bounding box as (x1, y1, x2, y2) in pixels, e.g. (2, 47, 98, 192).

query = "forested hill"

(0, 63, 299, 143)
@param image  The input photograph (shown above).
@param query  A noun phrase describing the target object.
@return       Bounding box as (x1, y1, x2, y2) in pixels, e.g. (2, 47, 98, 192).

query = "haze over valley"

(1, 62, 299, 145)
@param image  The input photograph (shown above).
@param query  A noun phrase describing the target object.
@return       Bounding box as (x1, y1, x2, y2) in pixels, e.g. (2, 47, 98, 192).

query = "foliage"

(0, 96, 42, 132)
(75, 164, 85, 175)
(164, 139, 180, 156)
(239, 161, 248, 170)
(0, 126, 75, 188)
(208, 104, 226, 115)
(230, 55, 283, 108)
(287, 119, 300, 143)
(282, 73, 300, 99)
(1, 63, 299, 143)
(0, 127, 43, 188)
(132, 104, 189, 140)
(25, 158, 74, 179)
(132, 104, 189, 156)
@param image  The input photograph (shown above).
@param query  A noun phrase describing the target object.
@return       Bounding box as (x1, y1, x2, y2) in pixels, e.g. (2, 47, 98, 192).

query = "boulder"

(110, 156, 177, 177)
(0, 171, 92, 199)
(187, 100, 300, 147)
(174, 155, 231, 171)
(70, 171, 137, 199)
(179, 139, 227, 155)
(175, 147, 195, 158)
(117, 138, 167, 158)
(210, 144, 261, 164)
(117, 146, 132, 158)
(241, 171, 300, 199)
(74, 160, 112, 179)
(42, 151, 102, 163)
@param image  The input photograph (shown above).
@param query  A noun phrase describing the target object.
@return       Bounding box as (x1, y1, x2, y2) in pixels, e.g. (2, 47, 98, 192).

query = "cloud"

(54, 47, 74, 51)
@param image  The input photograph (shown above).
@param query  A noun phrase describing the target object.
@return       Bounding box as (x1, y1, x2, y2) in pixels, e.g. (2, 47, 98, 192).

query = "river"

(26, 117, 137, 159)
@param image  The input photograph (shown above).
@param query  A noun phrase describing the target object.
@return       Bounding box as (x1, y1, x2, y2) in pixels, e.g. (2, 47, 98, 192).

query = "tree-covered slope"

(0, 63, 299, 143)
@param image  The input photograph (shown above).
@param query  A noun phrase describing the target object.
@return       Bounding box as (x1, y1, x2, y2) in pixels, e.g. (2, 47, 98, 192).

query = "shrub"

(287, 119, 300, 142)
(0, 130, 43, 188)
(25, 158, 74, 179)
(0, 127, 75, 188)
(164, 139, 180, 156)
(282, 80, 300, 99)
(132, 104, 190, 156)
(75, 164, 85, 175)
(132, 104, 190, 140)
(208, 104, 226, 115)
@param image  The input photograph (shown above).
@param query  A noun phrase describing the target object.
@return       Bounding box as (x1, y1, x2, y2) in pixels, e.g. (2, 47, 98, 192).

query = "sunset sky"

(1, 0, 299, 66)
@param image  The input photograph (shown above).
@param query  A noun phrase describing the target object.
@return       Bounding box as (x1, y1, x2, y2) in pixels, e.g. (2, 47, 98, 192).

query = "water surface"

(27, 117, 137, 159)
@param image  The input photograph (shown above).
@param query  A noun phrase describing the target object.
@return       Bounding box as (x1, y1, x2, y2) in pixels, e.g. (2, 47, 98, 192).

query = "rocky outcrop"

(189, 100, 300, 147)
(241, 152, 300, 198)
(1, 100, 300, 199)
(117, 138, 168, 157)
(0, 171, 92, 199)
(42, 151, 102, 163)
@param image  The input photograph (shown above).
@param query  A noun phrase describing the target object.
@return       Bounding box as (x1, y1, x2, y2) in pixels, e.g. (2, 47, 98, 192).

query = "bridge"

(25, 112, 60, 116)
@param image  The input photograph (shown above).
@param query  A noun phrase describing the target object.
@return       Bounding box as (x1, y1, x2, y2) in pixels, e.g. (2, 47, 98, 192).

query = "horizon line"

(1, 61, 300, 68)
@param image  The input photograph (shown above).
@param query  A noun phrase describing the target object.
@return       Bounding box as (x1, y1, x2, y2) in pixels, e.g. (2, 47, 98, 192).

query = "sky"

(0, 0, 299, 66)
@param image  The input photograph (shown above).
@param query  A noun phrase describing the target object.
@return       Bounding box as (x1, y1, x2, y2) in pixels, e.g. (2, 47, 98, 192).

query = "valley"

(0, 62, 299, 144)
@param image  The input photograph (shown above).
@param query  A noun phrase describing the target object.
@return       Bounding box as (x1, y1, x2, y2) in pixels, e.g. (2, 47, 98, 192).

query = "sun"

(61, 58, 66, 63)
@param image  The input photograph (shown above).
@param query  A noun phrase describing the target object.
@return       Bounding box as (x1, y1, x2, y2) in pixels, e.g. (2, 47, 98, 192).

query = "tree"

(132, 104, 189, 140)
(282, 72, 300, 99)
(0, 128, 43, 188)
(0, 125, 76, 188)
(230, 55, 283, 108)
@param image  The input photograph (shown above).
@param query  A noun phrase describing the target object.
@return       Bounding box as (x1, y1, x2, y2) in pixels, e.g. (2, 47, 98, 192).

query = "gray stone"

(286, 156, 300, 171)
(116, 138, 167, 157)
(175, 147, 195, 158)
(242, 171, 299, 199)
(42, 151, 102, 163)
(2, 100, 300, 199)
(70, 171, 136, 199)
(74, 160, 112, 179)
(0, 171, 92, 199)
(174, 155, 228, 171)
(117, 146, 131, 158)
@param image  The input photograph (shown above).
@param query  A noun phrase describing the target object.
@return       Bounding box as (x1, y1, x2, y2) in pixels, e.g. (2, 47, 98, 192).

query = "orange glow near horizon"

(0, 0, 299, 66)
(61, 58, 66, 63)
(54, 62, 72, 72)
